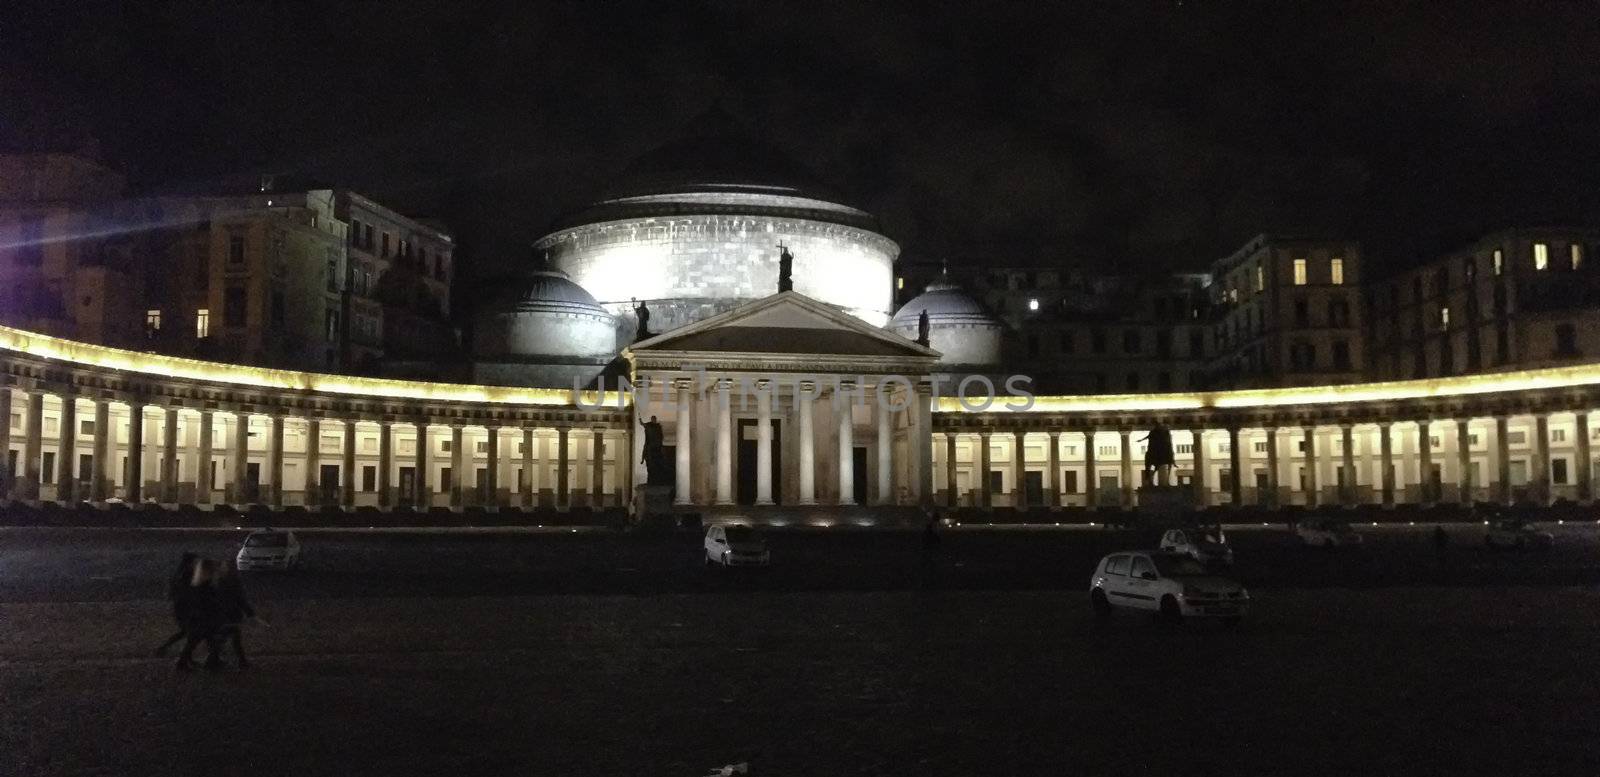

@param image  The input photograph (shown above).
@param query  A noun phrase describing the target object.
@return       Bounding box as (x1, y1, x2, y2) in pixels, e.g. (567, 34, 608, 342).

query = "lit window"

(1330, 258, 1345, 285)
(896, 276, 904, 290)
(195, 309, 210, 339)
(1440, 306, 1450, 328)
(1028, 298, 1039, 311)
(1534, 243, 1549, 270)
(145, 309, 162, 331)
(1492, 249, 1504, 275)
(1292, 258, 1308, 285)
(1571, 244, 1583, 270)
(1254, 264, 1264, 291)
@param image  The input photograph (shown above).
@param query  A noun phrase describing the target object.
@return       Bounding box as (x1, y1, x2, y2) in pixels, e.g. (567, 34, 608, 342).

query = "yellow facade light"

(939, 363, 1600, 414)
(0, 325, 621, 408)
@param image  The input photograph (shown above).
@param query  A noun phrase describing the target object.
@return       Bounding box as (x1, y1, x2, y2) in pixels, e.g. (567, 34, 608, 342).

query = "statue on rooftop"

(633, 297, 652, 341)
(777, 243, 793, 293)
(916, 309, 931, 346)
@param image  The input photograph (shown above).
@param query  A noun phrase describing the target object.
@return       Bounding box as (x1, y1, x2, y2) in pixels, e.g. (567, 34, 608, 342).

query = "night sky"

(4, 1, 1599, 291)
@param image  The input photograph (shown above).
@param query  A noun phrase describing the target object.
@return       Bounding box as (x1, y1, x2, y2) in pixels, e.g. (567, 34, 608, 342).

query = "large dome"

(890, 280, 1003, 368)
(534, 109, 898, 334)
(473, 269, 616, 360)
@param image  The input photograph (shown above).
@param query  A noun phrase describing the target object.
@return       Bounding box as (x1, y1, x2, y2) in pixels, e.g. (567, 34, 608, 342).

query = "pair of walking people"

(155, 552, 256, 671)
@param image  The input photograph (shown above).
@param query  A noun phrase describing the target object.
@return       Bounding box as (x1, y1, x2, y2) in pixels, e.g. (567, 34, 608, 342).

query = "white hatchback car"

(1159, 528, 1235, 568)
(1296, 518, 1365, 548)
(1090, 551, 1249, 624)
(236, 529, 302, 571)
(703, 524, 770, 567)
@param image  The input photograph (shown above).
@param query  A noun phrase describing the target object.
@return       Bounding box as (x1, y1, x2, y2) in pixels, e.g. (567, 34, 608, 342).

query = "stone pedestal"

(1137, 485, 1195, 524)
(633, 484, 675, 528)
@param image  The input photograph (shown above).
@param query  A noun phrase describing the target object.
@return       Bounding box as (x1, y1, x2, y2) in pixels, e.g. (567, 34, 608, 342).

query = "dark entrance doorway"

(398, 466, 416, 506)
(1024, 471, 1044, 504)
(852, 447, 868, 503)
(736, 419, 781, 505)
(319, 464, 340, 504)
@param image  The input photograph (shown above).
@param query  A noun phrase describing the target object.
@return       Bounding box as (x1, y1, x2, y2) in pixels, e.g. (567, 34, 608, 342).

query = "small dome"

(890, 281, 1000, 329)
(494, 269, 608, 315)
(889, 279, 1003, 368)
(473, 269, 617, 360)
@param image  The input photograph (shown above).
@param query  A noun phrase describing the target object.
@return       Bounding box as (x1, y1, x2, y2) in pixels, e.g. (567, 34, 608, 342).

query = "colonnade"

(935, 410, 1595, 510)
(1, 388, 627, 510)
(642, 376, 933, 508)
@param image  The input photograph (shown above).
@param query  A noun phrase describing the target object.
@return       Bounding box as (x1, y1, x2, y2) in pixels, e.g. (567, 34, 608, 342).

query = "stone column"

(715, 380, 733, 505)
(1495, 415, 1512, 505)
(22, 392, 44, 499)
(1417, 420, 1434, 505)
(230, 411, 249, 504)
(93, 399, 112, 501)
(1263, 427, 1280, 508)
(157, 405, 177, 503)
(1190, 428, 1206, 507)
(676, 381, 694, 505)
(449, 424, 465, 508)
(521, 427, 535, 507)
(976, 429, 991, 509)
(269, 414, 285, 507)
(1084, 429, 1098, 509)
(1341, 423, 1357, 507)
(1012, 430, 1027, 510)
(1227, 426, 1243, 507)
(196, 410, 214, 505)
(124, 402, 143, 502)
(484, 424, 499, 505)
(1046, 430, 1061, 509)
(0, 389, 10, 497)
(342, 419, 357, 507)
(875, 389, 892, 506)
(556, 426, 570, 509)
(943, 432, 958, 507)
(836, 387, 856, 506)
(414, 421, 429, 507)
(757, 381, 774, 505)
(590, 427, 606, 508)
(1533, 413, 1551, 505)
(304, 418, 321, 507)
(909, 385, 933, 507)
(1119, 429, 1134, 509)
(58, 395, 78, 503)
(378, 421, 393, 508)
(797, 382, 815, 505)
(1303, 426, 1319, 507)
(1576, 412, 1592, 503)
(631, 411, 646, 490)
(1457, 418, 1474, 505)
(1379, 422, 1395, 507)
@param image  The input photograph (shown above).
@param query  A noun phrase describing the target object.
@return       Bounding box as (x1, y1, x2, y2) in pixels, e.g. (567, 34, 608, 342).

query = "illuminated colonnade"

(0, 326, 630, 510)
(6, 323, 1600, 512)
(933, 368, 1600, 510)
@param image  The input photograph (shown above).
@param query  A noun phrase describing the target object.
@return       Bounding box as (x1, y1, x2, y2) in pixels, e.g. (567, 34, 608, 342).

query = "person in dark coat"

(212, 561, 256, 669)
(174, 559, 225, 671)
(154, 552, 199, 657)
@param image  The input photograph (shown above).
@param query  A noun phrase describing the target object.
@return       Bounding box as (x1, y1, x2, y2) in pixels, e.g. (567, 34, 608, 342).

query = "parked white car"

(1484, 519, 1554, 550)
(1296, 518, 1364, 548)
(1089, 551, 1249, 624)
(236, 529, 302, 571)
(703, 524, 770, 567)
(1159, 528, 1234, 567)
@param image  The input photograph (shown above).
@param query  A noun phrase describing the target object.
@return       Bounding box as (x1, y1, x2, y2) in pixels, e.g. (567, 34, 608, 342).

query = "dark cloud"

(3, 0, 1598, 294)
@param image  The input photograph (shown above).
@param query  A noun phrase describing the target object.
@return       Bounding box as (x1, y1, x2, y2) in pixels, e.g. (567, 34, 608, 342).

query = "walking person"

(154, 552, 199, 657)
(174, 558, 224, 671)
(213, 561, 256, 670)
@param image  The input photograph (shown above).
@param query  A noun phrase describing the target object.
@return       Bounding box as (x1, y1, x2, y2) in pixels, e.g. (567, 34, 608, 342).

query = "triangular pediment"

(627, 291, 938, 359)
